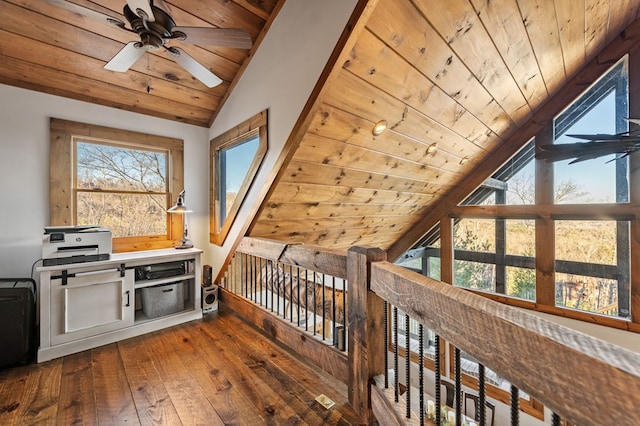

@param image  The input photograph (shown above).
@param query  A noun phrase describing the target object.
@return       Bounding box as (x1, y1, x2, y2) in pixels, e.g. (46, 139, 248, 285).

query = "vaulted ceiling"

(248, 0, 640, 257)
(2, 0, 640, 257)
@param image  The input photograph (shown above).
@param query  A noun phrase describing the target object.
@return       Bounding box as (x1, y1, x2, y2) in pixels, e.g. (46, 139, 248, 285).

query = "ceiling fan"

(46, 0, 252, 88)
(535, 118, 640, 164)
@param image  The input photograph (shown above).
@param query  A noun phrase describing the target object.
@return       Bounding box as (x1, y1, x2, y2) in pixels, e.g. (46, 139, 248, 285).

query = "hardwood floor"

(0, 308, 361, 425)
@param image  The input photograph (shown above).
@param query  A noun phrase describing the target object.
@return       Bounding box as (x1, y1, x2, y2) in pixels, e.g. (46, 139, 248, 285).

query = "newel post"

(347, 246, 387, 424)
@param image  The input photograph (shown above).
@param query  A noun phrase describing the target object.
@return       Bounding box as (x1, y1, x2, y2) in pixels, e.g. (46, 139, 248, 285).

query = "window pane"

(454, 219, 495, 252)
(506, 266, 535, 300)
(218, 135, 259, 225)
(556, 274, 624, 317)
(460, 139, 535, 206)
(555, 220, 630, 318)
(556, 220, 616, 264)
(505, 161, 535, 205)
(76, 142, 167, 192)
(552, 56, 629, 205)
(77, 192, 167, 238)
(553, 93, 624, 204)
(454, 260, 495, 291)
(506, 219, 535, 256)
(454, 219, 496, 290)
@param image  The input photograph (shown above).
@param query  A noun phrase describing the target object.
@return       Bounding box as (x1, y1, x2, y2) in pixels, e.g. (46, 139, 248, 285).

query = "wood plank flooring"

(0, 308, 361, 425)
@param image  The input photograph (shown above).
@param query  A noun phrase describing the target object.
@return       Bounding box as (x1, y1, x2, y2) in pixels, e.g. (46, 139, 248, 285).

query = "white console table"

(37, 248, 203, 362)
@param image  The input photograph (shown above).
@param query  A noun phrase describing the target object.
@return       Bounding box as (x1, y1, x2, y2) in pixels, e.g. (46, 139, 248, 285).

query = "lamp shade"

(167, 190, 193, 213)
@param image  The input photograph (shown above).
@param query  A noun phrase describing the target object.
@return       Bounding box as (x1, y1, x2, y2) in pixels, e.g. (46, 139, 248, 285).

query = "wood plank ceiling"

(248, 0, 640, 253)
(3, 0, 640, 256)
(0, 0, 280, 127)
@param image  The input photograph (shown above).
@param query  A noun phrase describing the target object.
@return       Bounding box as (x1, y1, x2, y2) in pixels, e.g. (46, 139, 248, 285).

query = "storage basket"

(141, 281, 184, 318)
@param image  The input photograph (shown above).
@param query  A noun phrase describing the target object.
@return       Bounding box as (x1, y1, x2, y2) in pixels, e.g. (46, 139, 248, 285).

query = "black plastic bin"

(0, 278, 36, 368)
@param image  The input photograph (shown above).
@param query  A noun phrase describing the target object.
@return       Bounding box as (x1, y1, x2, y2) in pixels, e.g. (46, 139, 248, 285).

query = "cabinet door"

(51, 268, 134, 345)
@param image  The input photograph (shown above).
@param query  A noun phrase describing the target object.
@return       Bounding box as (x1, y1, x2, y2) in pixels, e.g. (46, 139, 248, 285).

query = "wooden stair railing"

(222, 240, 640, 425)
(351, 246, 640, 425)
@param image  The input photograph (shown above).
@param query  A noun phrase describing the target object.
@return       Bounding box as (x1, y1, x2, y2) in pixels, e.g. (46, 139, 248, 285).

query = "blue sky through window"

(554, 91, 619, 203)
(224, 135, 259, 193)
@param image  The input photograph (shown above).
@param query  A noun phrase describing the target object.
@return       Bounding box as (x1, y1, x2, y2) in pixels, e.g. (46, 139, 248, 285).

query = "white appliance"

(42, 226, 112, 266)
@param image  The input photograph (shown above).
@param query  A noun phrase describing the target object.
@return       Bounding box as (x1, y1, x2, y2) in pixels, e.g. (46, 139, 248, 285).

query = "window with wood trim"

(210, 110, 268, 246)
(49, 118, 185, 253)
(398, 57, 639, 331)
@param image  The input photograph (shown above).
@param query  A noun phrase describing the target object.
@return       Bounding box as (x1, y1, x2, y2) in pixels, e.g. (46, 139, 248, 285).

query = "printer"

(42, 226, 112, 266)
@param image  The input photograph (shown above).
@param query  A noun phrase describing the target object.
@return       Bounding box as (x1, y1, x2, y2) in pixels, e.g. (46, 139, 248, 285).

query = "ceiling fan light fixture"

(427, 143, 437, 155)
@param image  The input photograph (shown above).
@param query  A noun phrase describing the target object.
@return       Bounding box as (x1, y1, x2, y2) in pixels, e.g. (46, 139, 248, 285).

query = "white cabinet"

(50, 268, 134, 345)
(38, 248, 202, 362)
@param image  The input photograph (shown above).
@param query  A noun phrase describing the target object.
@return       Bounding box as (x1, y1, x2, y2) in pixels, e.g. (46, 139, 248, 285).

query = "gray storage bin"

(141, 281, 184, 318)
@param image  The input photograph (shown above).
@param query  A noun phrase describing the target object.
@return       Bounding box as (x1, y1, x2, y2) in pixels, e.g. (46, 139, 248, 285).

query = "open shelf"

(134, 273, 195, 289)
(134, 301, 196, 325)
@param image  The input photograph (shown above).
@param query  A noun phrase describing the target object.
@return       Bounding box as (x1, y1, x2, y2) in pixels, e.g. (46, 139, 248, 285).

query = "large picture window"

(398, 56, 636, 329)
(50, 119, 185, 252)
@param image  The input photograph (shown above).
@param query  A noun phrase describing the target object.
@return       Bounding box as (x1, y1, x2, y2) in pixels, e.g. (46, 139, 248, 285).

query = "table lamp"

(167, 190, 193, 249)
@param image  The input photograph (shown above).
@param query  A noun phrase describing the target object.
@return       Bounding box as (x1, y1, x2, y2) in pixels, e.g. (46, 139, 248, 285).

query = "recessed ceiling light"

(427, 143, 437, 154)
(459, 156, 469, 165)
(372, 120, 388, 136)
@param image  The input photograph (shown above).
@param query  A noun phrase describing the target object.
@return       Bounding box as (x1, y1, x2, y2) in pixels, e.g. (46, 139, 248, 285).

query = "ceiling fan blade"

(126, 0, 155, 22)
(172, 27, 252, 49)
(44, 0, 126, 28)
(105, 42, 146, 72)
(167, 47, 222, 88)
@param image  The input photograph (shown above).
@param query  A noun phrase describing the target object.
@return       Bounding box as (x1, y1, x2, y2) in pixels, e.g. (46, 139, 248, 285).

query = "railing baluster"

(270, 260, 274, 313)
(343, 277, 347, 348)
(384, 301, 389, 389)
(243, 253, 247, 298)
(296, 266, 300, 325)
(454, 347, 462, 426)
(419, 323, 424, 426)
(253, 255, 257, 302)
(250, 255, 255, 301)
(313, 274, 317, 336)
(393, 305, 399, 403)
(322, 274, 326, 341)
(259, 258, 263, 307)
(479, 363, 486, 426)
(405, 313, 411, 419)
(276, 261, 281, 316)
(289, 264, 294, 321)
(332, 276, 337, 345)
(305, 269, 309, 332)
(435, 334, 441, 425)
(510, 385, 520, 426)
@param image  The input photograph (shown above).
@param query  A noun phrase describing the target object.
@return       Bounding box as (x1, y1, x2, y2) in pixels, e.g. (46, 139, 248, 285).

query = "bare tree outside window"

(75, 141, 168, 238)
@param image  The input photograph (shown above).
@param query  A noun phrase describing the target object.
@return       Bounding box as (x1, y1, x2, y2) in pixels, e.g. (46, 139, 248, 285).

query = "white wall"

(0, 84, 210, 280)
(207, 0, 358, 279)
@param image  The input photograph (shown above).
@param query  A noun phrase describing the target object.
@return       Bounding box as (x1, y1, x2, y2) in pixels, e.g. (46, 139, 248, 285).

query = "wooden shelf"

(134, 274, 195, 289)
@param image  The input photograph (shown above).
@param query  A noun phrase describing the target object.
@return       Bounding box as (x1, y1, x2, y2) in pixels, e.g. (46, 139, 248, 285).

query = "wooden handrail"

(230, 238, 640, 424)
(236, 237, 348, 279)
(370, 260, 640, 425)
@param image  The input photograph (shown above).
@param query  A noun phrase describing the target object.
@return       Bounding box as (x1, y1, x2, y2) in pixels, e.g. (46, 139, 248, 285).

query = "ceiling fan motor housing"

(124, 4, 175, 51)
